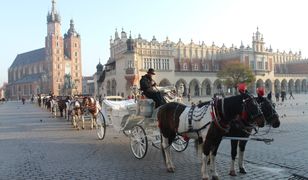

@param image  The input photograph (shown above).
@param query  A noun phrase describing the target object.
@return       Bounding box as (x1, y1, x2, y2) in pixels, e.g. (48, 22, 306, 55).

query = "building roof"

(10, 48, 45, 69)
(11, 73, 44, 84)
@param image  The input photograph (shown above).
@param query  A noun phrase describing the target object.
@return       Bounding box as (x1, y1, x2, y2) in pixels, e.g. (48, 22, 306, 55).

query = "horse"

(228, 96, 280, 176)
(157, 93, 265, 180)
(50, 97, 59, 118)
(81, 96, 101, 129)
(69, 99, 84, 130)
(57, 96, 70, 118)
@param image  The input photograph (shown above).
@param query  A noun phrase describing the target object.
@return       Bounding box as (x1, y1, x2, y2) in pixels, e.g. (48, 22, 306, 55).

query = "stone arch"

(265, 79, 272, 93)
(159, 78, 171, 87)
(213, 79, 223, 94)
(256, 79, 264, 88)
(274, 79, 280, 93)
(201, 79, 212, 96)
(295, 79, 301, 93)
(302, 79, 307, 93)
(288, 79, 294, 92)
(175, 79, 187, 96)
(281, 79, 287, 92)
(111, 79, 117, 96)
(189, 79, 200, 96)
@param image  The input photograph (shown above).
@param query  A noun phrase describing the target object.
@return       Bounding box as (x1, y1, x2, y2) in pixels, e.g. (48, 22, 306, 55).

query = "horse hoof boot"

(239, 167, 247, 174)
(167, 167, 175, 173)
(229, 170, 236, 176)
(212, 175, 219, 180)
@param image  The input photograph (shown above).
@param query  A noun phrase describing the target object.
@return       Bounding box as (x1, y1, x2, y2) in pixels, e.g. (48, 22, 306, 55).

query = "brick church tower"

(46, 0, 82, 95)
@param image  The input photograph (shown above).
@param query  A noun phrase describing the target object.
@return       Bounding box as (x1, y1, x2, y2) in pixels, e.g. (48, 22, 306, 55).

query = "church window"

(74, 43, 78, 47)
(75, 58, 78, 63)
(75, 52, 78, 57)
(56, 42, 59, 47)
(76, 73, 78, 77)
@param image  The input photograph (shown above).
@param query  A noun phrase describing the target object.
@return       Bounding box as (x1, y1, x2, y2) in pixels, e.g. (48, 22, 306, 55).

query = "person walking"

(289, 90, 295, 100)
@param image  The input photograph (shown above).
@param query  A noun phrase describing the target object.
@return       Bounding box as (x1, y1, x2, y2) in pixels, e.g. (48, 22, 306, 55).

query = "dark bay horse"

(157, 93, 265, 180)
(228, 96, 280, 176)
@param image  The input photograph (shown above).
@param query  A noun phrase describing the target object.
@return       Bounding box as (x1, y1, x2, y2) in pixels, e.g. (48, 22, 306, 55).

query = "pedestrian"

(275, 92, 280, 102)
(289, 90, 295, 100)
(267, 91, 272, 101)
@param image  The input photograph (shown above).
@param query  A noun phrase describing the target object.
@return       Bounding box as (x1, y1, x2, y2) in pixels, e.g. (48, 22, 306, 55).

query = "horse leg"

(161, 135, 175, 172)
(201, 141, 211, 180)
(72, 115, 77, 128)
(81, 115, 85, 129)
(210, 139, 223, 180)
(90, 116, 94, 130)
(238, 140, 248, 174)
(229, 140, 238, 176)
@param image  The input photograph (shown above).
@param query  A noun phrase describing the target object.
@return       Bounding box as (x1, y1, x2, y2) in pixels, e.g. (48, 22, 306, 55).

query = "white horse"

(69, 100, 83, 130)
(50, 98, 58, 118)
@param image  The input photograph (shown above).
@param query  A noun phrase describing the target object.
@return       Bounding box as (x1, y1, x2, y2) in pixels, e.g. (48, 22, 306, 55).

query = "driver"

(139, 68, 166, 108)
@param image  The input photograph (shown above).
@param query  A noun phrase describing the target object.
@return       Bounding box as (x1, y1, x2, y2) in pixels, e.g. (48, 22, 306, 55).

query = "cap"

(237, 83, 247, 93)
(257, 87, 265, 96)
(147, 68, 155, 75)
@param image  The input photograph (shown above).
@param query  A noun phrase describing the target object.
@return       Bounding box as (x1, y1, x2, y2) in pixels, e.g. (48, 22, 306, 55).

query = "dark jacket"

(140, 75, 155, 92)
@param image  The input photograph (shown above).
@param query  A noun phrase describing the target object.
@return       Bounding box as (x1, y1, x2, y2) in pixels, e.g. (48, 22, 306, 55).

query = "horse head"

(240, 93, 265, 128)
(257, 97, 280, 128)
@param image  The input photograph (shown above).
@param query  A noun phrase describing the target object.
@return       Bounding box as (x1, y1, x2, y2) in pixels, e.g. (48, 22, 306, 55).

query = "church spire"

(47, 0, 61, 23)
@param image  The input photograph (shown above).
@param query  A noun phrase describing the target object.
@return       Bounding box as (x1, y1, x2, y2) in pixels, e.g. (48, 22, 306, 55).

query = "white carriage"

(97, 87, 188, 159)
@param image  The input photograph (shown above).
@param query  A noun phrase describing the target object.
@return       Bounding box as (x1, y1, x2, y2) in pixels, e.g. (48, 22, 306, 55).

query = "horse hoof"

(212, 175, 219, 180)
(167, 167, 175, 173)
(202, 177, 209, 180)
(229, 170, 236, 176)
(239, 167, 247, 174)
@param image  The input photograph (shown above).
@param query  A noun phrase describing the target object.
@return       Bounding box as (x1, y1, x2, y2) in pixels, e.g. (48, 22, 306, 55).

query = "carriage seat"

(137, 99, 155, 117)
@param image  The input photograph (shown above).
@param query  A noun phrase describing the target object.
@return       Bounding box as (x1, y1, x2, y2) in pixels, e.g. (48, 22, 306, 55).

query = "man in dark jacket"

(140, 68, 166, 108)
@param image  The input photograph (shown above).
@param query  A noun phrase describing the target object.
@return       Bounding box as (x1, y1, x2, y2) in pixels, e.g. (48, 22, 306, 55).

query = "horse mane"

(216, 95, 244, 122)
(197, 100, 212, 108)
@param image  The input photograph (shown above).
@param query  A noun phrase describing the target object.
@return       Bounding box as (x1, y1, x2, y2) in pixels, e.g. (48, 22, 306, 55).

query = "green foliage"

(217, 62, 255, 88)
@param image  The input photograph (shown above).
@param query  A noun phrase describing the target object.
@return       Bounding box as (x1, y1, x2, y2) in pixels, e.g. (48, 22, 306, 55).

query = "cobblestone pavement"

(0, 95, 308, 180)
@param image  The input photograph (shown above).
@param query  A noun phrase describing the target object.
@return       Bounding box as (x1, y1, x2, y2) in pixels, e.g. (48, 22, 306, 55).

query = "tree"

(217, 62, 255, 92)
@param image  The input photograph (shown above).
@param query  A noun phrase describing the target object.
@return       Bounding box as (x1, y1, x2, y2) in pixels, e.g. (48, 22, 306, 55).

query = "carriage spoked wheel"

(171, 135, 189, 152)
(96, 111, 106, 140)
(130, 125, 148, 159)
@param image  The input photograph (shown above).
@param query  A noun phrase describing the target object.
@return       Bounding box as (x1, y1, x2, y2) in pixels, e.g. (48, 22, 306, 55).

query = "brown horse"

(157, 93, 265, 180)
(82, 97, 100, 129)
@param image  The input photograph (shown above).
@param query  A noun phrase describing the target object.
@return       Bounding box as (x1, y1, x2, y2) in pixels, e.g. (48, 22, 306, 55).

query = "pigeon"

(40, 119, 43, 122)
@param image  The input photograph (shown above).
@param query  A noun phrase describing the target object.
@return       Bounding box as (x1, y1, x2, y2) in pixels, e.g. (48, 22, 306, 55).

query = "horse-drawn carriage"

(97, 86, 188, 159)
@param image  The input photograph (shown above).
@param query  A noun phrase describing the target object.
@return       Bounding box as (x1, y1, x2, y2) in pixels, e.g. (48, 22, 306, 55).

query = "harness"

(210, 97, 230, 133)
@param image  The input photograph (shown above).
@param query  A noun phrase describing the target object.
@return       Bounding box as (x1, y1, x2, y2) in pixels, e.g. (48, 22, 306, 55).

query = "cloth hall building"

(98, 28, 308, 98)
(7, 0, 82, 100)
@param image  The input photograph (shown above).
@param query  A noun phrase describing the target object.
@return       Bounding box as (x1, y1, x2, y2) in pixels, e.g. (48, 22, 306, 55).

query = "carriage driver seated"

(140, 68, 166, 108)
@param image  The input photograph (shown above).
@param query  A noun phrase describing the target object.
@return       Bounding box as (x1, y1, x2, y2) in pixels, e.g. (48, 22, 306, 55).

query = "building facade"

(7, 0, 82, 100)
(98, 28, 308, 98)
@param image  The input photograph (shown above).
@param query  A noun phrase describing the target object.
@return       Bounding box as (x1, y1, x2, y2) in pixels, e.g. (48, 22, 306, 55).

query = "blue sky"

(1, 0, 308, 85)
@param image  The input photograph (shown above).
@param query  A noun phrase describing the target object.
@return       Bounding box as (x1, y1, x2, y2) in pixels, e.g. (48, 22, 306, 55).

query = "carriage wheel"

(171, 135, 189, 152)
(130, 125, 148, 159)
(96, 111, 106, 140)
